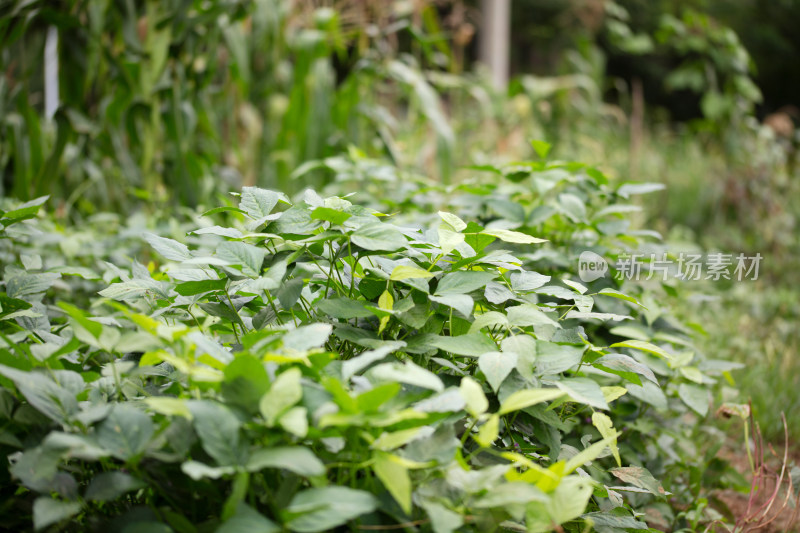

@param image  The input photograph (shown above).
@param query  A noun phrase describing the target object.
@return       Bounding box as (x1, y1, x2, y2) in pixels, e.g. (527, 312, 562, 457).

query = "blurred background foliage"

(1, 0, 799, 441)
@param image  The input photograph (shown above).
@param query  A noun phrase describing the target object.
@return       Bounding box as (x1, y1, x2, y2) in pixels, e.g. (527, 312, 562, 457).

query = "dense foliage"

(0, 146, 749, 531)
(2, 1, 798, 532)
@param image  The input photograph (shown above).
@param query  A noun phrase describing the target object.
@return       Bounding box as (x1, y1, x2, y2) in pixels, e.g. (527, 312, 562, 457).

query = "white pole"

(479, 0, 511, 90)
(44, 26, 59, 120)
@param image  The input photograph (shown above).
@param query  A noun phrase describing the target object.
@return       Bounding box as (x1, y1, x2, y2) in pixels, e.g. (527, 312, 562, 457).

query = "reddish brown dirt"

(711, 443, 800, 533)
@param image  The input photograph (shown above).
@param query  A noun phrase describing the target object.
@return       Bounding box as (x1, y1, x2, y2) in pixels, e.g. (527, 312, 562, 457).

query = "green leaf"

(438, 211, 467, 231)
(188, 400, 244, 466)
(534, 341, 586, 375)
(610, 340, 673, 360)
(473, 482, 547, 507)
(373, 452, 412, 514)
(437, 228, 465, 254)
(591, 412, 621, 466)
(421, 501, 463, 533)
(390, 265, 435, 281)
(240, 187, 284, 220)
(478, 351, 517, 391)
(547, 476, 594, 526)
(341, 342, 405, 380)
(0, 365, 78, 423)
(358, 383, 403, 413)
(260, 367, 302, 425)
(216, 241, 267, 278)
(142, 397, 192, 418)
(85, 472, 146, 502)
(143, 233, 192, 261)
(174, 279, 227, 296)
(58, 301, 102, 339)
(223, 355, 270, 411)
(181, 461, 236, 480)
(429, 294, 473, 318)
(562, 279, 588, 294)
(33, 497, 81, 531)
(593, 353, 657, 385)
(609, 465, 666, 496)
(0, 293, 32, 319)
(316, 298, 372, 319)
(581, 510, 648, 530)
(98, 279, 169, 301)
(435, 271, 497, 295)
(1, 196, 48, 225)
(370, 360, 444, 392)
(598, 288, 642, 306)
(285, 486, 378, 532)
(616, 182, 665, 198)
(531, 139, 552, 159)
(222, 467, 250, 520)
(506, 304, 559, 328)
(218, 503, 280, 533)
(460, 376, 488, 417)
(351, 223, 406, 251)
(201, 206, 247, 217)
(678, 383, 709, 416)
(566, 311, 633, 322)
(626, 381, 667, 410)
(372, 428, 423, 451)
(474, 414, 499, 447)
(427, 333, 497, 357)
(246, 446, 325, 477)
(279, 407, 309, 437)
(271, 206, 321, 234)
(510, 271, 551, 291)
(554, 378, 609, 410)
(283, 323, 332, 352)
(558, 193, 587, 222)
(482, 229, 547, 244)
(468, 311, 509, 333)
(311, 206, 352, 225)
(277, 277, 304, 309)
(96, 404, 155, 461)
(464, 232, 496, 253)
(192, 225, 244, 238)
(564, 432, 619, 474)
(6, 272, 60, 298)
(499, 388, 565, 415)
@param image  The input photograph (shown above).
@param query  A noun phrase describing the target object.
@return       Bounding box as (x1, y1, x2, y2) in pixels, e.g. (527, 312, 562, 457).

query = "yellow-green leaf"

(610, 340, 673, 360)
(460, 376, 488, 417)
(592, 412, 620, 466)
(438, 211, 467, 232)
(474, 414, 499, 447)
(602, 386, 628, 404)
(482, 229, 547, 244)
(143, 397, 192, 419)
(498, 388, 565, 415)
(373, 452, 412, 514)
(390, 265, 435, 281)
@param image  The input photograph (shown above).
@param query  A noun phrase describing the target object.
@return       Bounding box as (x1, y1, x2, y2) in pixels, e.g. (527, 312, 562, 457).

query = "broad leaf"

(478, 351, 517, 391)
(351, 223, 406, 251)
(143, 233, 192, 261)
(285, 487, 378, 532)
(373, 452, 412, 514)
(188, 401, 244, 466)
(96, 405, 155, 461)
(246, 446, 325, 477)
(435, 271, 497, 295)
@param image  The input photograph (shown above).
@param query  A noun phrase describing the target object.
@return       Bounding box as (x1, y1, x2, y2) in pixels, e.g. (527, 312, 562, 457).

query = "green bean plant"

(0, 143, 747, 531)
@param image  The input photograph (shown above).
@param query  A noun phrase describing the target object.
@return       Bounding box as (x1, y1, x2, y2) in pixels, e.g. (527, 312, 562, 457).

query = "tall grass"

(0, 0, 461, 212)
